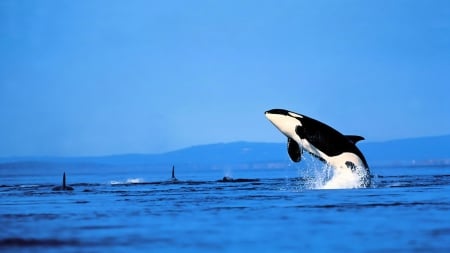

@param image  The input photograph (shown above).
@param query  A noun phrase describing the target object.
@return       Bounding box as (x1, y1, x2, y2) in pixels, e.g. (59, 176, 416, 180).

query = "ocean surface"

(1, 164, 450, 252)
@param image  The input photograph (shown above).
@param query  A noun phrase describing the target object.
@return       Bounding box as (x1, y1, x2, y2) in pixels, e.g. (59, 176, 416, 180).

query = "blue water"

(1, 165, 450, 252)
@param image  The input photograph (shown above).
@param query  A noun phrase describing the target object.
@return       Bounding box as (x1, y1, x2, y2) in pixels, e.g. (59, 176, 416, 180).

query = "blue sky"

(1, 1, 449, 156)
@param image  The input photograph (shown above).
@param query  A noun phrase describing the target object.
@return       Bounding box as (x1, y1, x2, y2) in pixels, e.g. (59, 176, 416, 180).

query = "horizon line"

(1, 133, 450, 160)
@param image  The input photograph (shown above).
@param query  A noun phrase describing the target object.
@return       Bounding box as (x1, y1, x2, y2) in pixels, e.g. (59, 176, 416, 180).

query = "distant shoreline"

(1, 135, 450, 170)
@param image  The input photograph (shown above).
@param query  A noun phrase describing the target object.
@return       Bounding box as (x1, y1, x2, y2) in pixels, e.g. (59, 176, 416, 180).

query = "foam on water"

(299, 155, 370, 189)
(110, 178, 145, 185)
(320, 166, 365, 189)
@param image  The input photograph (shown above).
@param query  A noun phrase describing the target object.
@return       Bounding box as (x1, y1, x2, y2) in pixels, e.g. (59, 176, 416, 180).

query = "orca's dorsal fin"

(171, 166, 175, 179)
(52, 172, 73, 191)
(346, 135, 365, 144)
(287, 138, 302, 162)
(62, 172, 66, 190)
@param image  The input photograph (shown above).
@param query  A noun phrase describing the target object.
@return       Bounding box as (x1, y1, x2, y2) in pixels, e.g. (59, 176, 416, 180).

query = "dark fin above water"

(287, 138, 302, 162)
(63, 172, 66, 189)
(345, 135, 365, 144)
(52, 172, 74, 191)
(171, 165, 178, 181)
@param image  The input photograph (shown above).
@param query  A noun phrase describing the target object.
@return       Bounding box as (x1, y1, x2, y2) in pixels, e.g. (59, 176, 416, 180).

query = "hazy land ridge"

(1, 135, 450, 170)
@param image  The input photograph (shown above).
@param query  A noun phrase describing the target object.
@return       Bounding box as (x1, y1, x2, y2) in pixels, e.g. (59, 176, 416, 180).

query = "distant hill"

(1, 135, 450, 169)
(359, 135, 450, 167)
(0, 142, 288, 170)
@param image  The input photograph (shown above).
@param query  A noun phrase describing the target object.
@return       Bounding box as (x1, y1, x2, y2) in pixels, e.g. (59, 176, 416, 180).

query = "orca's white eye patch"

(288, 112, 303, 118)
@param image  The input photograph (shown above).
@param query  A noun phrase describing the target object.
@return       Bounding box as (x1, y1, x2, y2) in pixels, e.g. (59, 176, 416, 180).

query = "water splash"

(126, 178, 144, 184)
(320, 166, 363, 189)
(298, 154, 370, 189)
(223, 169, 233, 179)
(110, 178, 144, 185)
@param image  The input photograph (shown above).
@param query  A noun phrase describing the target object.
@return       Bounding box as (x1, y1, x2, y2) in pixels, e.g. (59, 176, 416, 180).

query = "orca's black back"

(295, 114, 369, 168)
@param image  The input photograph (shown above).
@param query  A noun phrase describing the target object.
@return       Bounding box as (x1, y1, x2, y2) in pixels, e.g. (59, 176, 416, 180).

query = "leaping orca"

(265, 109, 371, 187)
(52, 172, 74, 191)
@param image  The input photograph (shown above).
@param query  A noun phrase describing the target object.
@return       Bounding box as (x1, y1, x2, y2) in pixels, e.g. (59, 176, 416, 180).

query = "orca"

(52, 172, 74, 191)
(265, 109, 371, 187)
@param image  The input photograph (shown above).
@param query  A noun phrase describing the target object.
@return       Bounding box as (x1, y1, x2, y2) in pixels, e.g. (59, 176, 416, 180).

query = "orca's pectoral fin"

(345, 135, 365, 144)
(287, 138, 302, 162)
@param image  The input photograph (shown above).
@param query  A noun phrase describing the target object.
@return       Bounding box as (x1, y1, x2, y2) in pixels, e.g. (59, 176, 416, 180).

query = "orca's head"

(265, 109, 303, 141)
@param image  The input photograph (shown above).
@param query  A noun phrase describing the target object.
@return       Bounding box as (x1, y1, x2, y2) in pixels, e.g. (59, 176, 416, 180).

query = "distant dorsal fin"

(52, 172, 73, 191)
(346, 135, 365, 144)
(63, 172, 66, 189)
(171, 166, 175, 179)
